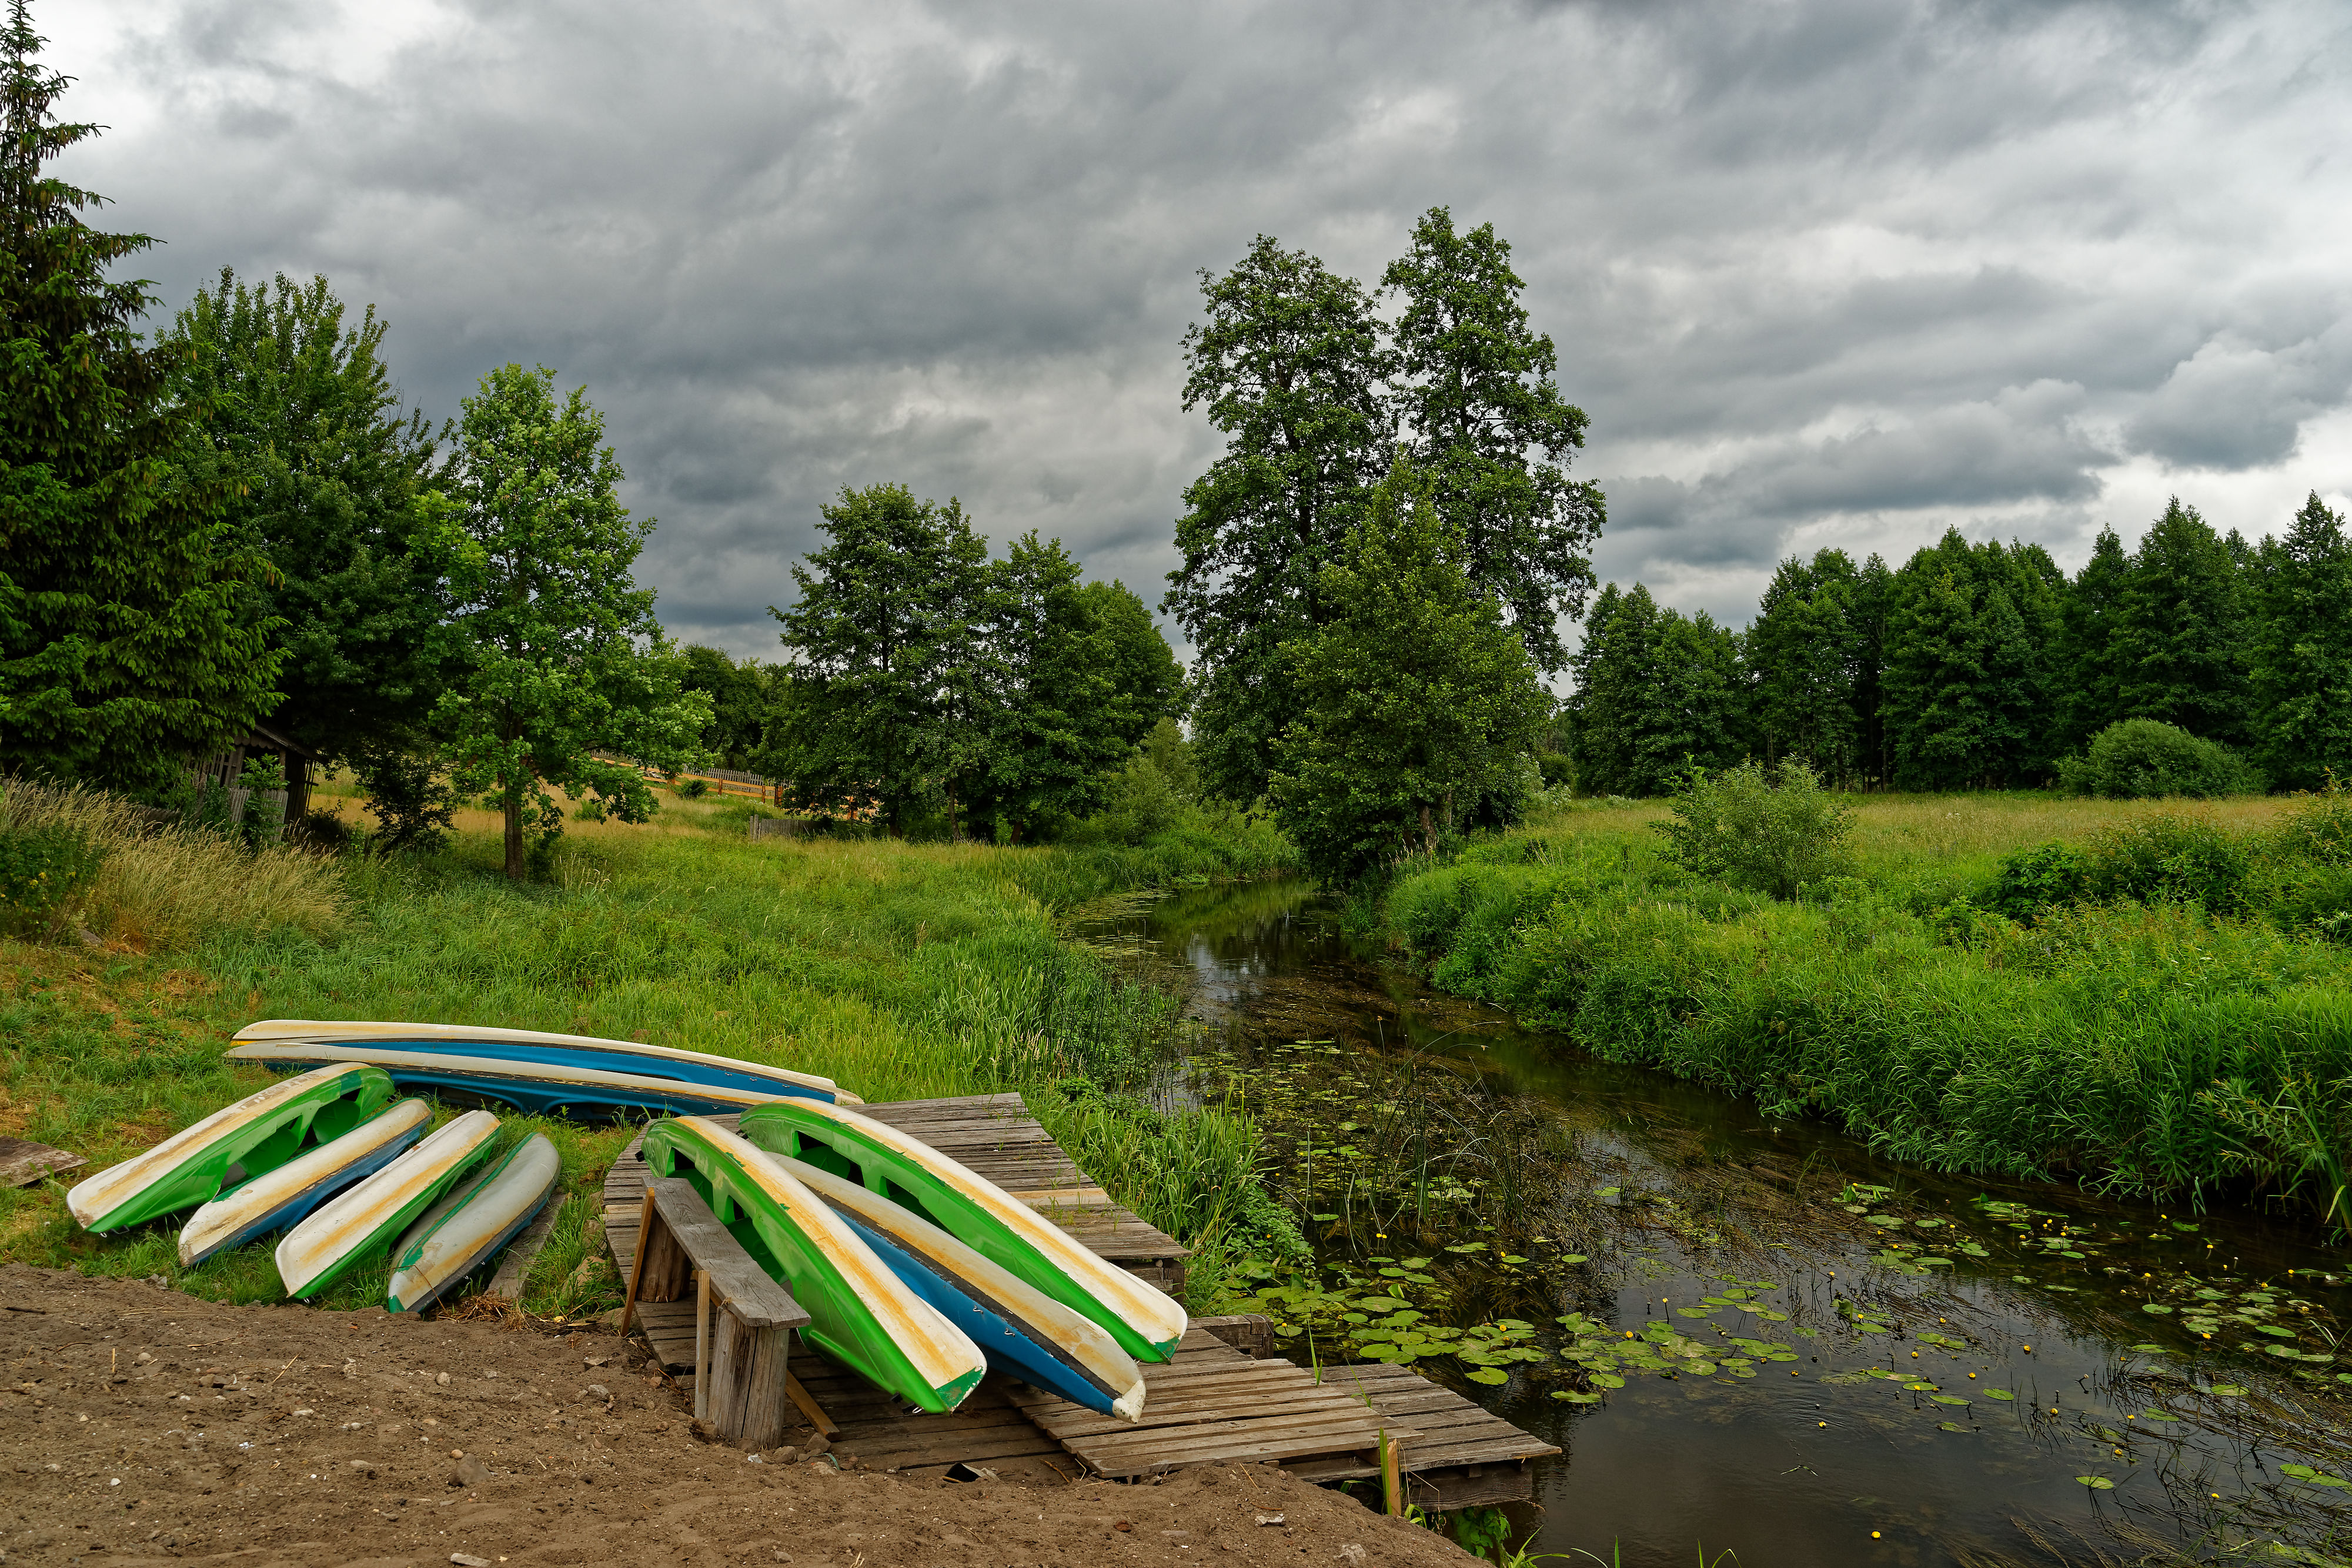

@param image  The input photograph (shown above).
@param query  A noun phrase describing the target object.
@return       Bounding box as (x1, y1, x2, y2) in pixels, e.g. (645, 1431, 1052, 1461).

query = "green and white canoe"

(735, 1099, 1187, 1363)
(178, 1098, 436, 1268)
(66, 1063, 397, 1234)
(641, 1116, 987, 1413)
(387, 1132, 563, 1313)
(276, 1110, 502, 1299)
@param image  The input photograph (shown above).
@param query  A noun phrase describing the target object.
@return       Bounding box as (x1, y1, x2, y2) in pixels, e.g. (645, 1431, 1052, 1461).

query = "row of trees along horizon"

(7, 0, 2352, 889)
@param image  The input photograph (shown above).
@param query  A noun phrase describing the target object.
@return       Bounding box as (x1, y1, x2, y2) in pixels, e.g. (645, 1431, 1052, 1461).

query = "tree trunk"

(1420, 803, 1434, 855)
(503, 781, 524, 880)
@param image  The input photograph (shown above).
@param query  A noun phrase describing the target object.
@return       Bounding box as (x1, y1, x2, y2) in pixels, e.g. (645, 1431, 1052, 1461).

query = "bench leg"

(693, 1269, 712, 1423)
(708, 1312, 791, 1452)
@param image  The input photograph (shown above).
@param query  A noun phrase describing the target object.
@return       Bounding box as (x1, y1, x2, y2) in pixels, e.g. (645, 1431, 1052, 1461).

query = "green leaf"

(1985, 1389, 2016, 1401)
(1466, 1368, 1509, 1385)
(2076, 1476, 2115, 1490)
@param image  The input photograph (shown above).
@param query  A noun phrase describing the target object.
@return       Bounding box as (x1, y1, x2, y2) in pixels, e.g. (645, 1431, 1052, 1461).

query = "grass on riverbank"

(0, 794, 1294, 1313)
(1381, 791, 2352, 1219)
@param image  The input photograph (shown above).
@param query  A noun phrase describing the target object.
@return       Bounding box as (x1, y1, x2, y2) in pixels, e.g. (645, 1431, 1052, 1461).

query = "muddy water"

(1088, 881, 2352, 1568)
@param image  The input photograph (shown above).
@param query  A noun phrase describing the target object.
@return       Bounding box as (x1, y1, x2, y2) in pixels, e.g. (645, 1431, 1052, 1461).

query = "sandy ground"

(0, 1266, 1474, 1568)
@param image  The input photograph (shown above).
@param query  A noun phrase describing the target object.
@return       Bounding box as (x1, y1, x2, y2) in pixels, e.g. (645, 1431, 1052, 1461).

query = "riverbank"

(1375, 790, 2352, 1219)
(0, 794, 1292, 1315)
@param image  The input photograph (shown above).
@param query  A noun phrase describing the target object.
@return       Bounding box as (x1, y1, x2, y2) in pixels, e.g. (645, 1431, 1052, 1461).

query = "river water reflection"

(1085, 880, 2352, 1567)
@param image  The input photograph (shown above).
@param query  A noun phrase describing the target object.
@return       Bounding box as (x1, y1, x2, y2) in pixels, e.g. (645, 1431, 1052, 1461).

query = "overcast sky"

(50, 0, 2352, 662)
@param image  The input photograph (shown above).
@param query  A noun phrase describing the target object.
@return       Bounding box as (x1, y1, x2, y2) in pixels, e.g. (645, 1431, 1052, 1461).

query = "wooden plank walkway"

(599, 1092, 1555, 1507)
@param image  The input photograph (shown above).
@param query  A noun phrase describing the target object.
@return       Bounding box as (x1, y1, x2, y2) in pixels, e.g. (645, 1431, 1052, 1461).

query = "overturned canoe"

(780, 1153, 1144, 1419)
(227, 1020, 856, 1111)
(276, 1110, 501, 1299)
(736, 1099, 1187, 1363)
(387, 1132, 563, 1313)
(66, 1064, 397, 1235)
(178, 1098, 434, 1268)
(641, 1116, 987, 1413)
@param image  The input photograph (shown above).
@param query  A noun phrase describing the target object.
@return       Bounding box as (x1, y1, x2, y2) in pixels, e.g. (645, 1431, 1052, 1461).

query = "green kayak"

(640, 1116, 987, 1412)
(734, 1099, 1187, 1362)
(66, 1063, 396, 1234)
(276, 1110, 502, 1299)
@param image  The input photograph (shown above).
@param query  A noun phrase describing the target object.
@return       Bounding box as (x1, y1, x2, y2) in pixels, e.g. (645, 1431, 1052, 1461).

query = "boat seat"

(619, 1175, 815, 1451)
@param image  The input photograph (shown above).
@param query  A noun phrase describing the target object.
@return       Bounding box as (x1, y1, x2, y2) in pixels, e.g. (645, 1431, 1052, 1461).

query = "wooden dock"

(602, 1094, 1556, 1509)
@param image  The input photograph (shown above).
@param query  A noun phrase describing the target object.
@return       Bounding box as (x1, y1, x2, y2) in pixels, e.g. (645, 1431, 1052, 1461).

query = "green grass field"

(0, 790, 1293, 1315)
(1378, 790, 2352, 1221)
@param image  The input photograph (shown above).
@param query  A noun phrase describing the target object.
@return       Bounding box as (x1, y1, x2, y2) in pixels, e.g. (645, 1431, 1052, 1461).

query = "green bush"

(2057, 718, 2264, 799)
(1983, 842, 2087, 924)
(2080, 813, 2254, 917)
(1655, 760, 1854, 900)
(0, 821, 102, 937)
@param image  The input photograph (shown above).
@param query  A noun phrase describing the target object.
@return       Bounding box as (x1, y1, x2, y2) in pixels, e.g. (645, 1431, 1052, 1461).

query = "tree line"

(0, 16, 706, 877)
(1565, 494, 2352, 797)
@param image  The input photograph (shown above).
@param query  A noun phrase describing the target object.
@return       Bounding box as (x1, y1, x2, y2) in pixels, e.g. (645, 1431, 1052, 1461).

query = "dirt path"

(0, 1266, 1474, 1568)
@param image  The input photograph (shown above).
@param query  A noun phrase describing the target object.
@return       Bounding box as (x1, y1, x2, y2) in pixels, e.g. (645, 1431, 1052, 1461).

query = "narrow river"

(1083, 880, 2352, 1568)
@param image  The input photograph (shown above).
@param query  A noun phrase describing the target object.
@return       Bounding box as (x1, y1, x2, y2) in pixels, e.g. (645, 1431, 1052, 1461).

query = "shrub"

(0, 818, 102, 937)
(1655, 760, 1854, 900)
(2057, 718, 2264, 799)
(1983, 842, 2087, 924)
(2080, 813, 2253, 917)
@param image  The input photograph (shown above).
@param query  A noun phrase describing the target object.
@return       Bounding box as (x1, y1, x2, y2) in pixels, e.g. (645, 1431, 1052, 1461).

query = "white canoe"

(228, 1019, 857, 1105)
(387, 1133, 563, 1313)
(178, 1099, 434, 1268)
(276, 1111, 501, 1299)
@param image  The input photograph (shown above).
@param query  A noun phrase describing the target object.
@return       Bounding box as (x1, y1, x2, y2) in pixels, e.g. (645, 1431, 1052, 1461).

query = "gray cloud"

(48, 0, 2352, 656)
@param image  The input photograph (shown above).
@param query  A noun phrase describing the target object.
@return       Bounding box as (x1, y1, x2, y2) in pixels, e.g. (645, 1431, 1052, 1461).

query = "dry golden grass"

(1, 781, 348, 949)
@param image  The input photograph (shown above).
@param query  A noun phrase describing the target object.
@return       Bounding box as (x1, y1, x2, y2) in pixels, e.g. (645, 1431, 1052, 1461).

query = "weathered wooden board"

(0, 1137, 83, 1189)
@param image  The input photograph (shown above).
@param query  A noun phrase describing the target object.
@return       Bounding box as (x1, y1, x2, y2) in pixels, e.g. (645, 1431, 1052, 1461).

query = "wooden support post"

(617, 1190, 657, 1338)
(1379, 1430, 1404, 1517)
(785, 1369, 837, 1437)
(693, 1269, 712, 1423)
(707, 1309, 792, 1452)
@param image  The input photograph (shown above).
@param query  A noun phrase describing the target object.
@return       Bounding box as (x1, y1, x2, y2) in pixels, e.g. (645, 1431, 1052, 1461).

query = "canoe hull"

(387, 1133, 563, 1313)
(66, 1064, 397, 1234)
(229, 1021, 853, 1104)
(178, 1098, 434, 1268)
(222, 1042, 814, 1121)
(780, 1154, 1144, 1419)
(276, 1111, 502, 1299)
(640, 1116, 985, 1413)
(736, 1100, 1187, 1363)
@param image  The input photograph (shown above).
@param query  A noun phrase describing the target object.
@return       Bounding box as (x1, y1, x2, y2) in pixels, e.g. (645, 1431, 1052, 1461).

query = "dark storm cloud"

(51, 0, 2352, 655)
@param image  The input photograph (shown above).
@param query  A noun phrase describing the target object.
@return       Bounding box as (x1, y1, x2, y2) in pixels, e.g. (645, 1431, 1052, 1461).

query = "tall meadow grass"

(1384, 792, 2352, 1219)
(1, 791, 1292, 1310)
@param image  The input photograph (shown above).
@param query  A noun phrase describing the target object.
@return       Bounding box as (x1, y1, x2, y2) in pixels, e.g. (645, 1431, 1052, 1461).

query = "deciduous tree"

(1382, 207, 1604, 673)
(1271, 463, 1549, 881)
(1164, 237, 1390, 804)
(418, 363, 707, 879)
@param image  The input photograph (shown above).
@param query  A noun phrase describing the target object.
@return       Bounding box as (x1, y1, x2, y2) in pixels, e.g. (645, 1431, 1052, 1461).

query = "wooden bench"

(617, 1175, 813, 1452)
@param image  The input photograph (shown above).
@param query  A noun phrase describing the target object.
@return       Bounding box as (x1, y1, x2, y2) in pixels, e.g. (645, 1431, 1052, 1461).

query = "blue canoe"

(225, 1020, 857, 1120)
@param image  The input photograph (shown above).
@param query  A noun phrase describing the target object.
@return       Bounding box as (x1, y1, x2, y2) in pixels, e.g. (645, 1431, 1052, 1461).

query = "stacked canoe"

(61, 1019, 1187, 1420)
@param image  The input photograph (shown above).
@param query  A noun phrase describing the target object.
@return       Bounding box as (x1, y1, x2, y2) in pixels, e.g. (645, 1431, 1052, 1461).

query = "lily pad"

(2141, 1303, 2174, 1315)
(1551, 1390, 1601, 1404)
(2279, 1464, 2351, 1487)
(1985, 1389, 2016, 1400)
(1932, 1394, 1970, 1406)
(2076, 1475, 2116, 1490)
(1937, 1420, 1967, 1432)
(2127, 1343, 2168, 1353)
(2209, 1385, 2249, 1397)
(1588, 1373, 1626, 1389)
(1467, 1368, 1509, 1385)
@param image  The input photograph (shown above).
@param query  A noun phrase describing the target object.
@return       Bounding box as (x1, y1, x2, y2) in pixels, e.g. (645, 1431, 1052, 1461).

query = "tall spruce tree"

(1879, 530, 2065, 789)
(1565, 583, 1745, 796)
(1381, 208, 1605, 673)
(0, 5, 279, 792)
(1164, 237, 1390, 804)
(161, 270, 447, 773)
(2249, 492, 2352, 790)
(1746, 549, 1865, 783)
(2106, 498, 2250, 744)
(2056, 526, 2130, 753)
